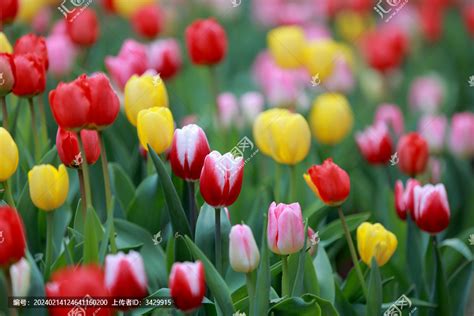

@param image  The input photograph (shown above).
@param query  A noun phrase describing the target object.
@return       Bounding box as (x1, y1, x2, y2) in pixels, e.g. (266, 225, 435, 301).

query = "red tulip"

(355, 123, 393, 164)
(56, 127, 100, 168)
(396, 132, 429, 176)
(304, 158, 350, 206)
(394, 178, 420, 220)
(185, 18, 228, 65)
(14, 34, 49, 69)
(199, 151, 244, 208)
(169, 124, 210, 181)
(45, 265, 112, 316)
(148, 39, 182, 80)
(413, 184, 450, 234)
(420, 2, 443, 42)
(0, 53, 15, 96)
(86, 72, 120, 129)
(101, 0, 116, 13)
(66, 8, 99, 47)
(464, 5, 474, 37)
(169, 261, 205, 313)
(0, 206, 26, 267)
(12, 53, 46, 97)
(131, 5, 163, 39)
(0, 0, 18, 25)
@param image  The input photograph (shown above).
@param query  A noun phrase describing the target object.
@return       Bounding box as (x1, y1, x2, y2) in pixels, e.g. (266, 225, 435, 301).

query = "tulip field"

(1, 0, 474, 315)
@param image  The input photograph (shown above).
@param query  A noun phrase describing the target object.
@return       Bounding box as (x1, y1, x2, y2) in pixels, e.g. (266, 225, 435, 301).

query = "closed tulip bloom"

(105, 251, 147, 300)
(267, 202, 305, 255)
(253, 108, 291, 157)
(12, 53, 46, 97)
(269, 112, 311, 165)
(148, 39, 182, 80)
(355, 123, 393, 164)
(374, 103, 404, 137)
(267, 25, 305, 69)
(46, 35, 77, 78)
(185, 18, 228, 65)
(137, 107, 174, 154)
(66, 8, 99, 47)
(303, 39, 339, 81)
(9, 257, 30, 296)
(114, 0, 155, 17)
(169, 124, 210, 181)
(418, 115, 447, 153)
(0, 32, 13, 53)
(87, 72, 120, 129)
(396, 132, 429, 176)
(124, 74, 169, 126)
(16, 0, 44, 23)
(413, 184, 450, 234)
(449, 112, 474, 158)
(217, 92, 239, 128)
(0, 53, 15, 96)
(169, 261, 206, 313)
(304, 158, 350, 206)
(240, 91, 264, 124)
(132, 5, 163, 39)
(0, 206, 26, 267)
(309, 93, 353, 145)
(28, 164, 69, 211)
(357, 222, 397, 267)
(0, 127, 19, 182)
(14, 34, 48, 69)
(464, 5, 474, 37)
(408, 75, 445, 114)
(394, 178, 420, 220)
(56, 128, 100, 168)
(0, 0, 18, 25)
(199, 151, 244, 208)
(229, 224, 260, 273)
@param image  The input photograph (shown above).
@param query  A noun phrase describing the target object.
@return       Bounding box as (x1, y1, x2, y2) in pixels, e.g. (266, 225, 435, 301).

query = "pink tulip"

(240, 91, 264, 124)
(267, 202, 305, 255)
(449, 112, 474, 158)
(324, 58, 355, 93)
(31, 7, 51, 35)
(229, 224, 260, 273)
(428, 157, 442, 184)
(303, 24, 331, 41)
(252, 0, 319, 27)
(355, 123, 393, 165)
(394, 178, 420, 220)
(413, 184, 450, 234)
(418, 115, 447, 153)
(217, 92, 240, 128)
(46, 35, 77, 78)
(374, 103, 404, 137)
(148, 38, 182, 80)
(409, 75, 445, 114)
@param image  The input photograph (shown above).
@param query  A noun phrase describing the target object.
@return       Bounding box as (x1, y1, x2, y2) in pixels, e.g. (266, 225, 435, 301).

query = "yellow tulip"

(113, 0, 154, 17)
(335, 11, 374, 43)
(124, 74, 169, 126)
(28, 164, 69, 211)
(0, 128, 19, 182)
(17, 0, 46, 23)
(267, 26, 306, 69)
(253, 108, 291, 157)
(269, 112, 311, 165)
(357, 222, 397, 267)
(0, 32, 13, 54)
(137, 107, 174, 154)
(309, 93, 353, 145)
(303, 39, 339, 81)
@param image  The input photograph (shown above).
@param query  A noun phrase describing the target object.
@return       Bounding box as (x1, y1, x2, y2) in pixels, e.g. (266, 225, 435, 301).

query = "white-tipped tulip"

(229, 224, 260, 273)
(9, 258, 31, 297)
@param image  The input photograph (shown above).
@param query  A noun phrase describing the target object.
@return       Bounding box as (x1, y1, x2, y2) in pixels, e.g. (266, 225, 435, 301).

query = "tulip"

(46, 34, 77, 78)
(448, 112, 474, 158)
(420, 2, 443, 42)
(104, 251, 147, 300)
(253, 108, 291, 157)
(0, 206, 26, 267)
(87, 73, 120, 129)
(464, 5, 474, 37)
(418, 115, 447, 153)
(199, 151, 244, 208)
(148, 39, 182, 80)
(394, 178, 420, 220)
(217, 92, 240, 128)
(0, 32, 13, 53)
(309, 93, 353, 145)
(304, 158, 350, 206)
(396, 132, 429, 176)
(413, 184, 450, 234)
(31, 6, 50, 34)
(169, 261, 206, 313)
(137, 107, 174, 154)
(324, 57, 355, 93)
(169, 124, 210, 181)
(124, 73, 169, 126)
(12, 53, 46, 97)
(240, 91, 264, 124)
(28, 164, 69, 211)
(9, 257, 30, 296)
(267, 25, 305, 69)
(66, 8, 99, 47)
(408, 75, 445, 114)
(303, 39, 339, 81)
(132, 5, 163, 39)
(374, 103, 404, 137)
(16, 0, 45, 23)
(0, 127, 19, 181)
(114, 0, 155, 17)
(335, 11, 372, 43)
(56, 127, 101, 168)
(357, 222, 397, 267)
(185, 18, 227, 65)
(267, 202, 305, 255)
(0, 0, 18, 25)
(229, 224, 260, 273)
(0, 53, 15, 96)
(14, 33, 49, 69)
(355, 123, 393, 165)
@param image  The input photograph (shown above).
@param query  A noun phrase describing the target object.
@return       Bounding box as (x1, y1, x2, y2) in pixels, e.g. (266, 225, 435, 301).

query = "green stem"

(38, 95, 48, 145)
(99, 132, 117, 253)
(77, 169, 87, 216)
(45, 211, 54, 279)
(187, 181, 196, 237)
(76, 135, 92, 208)
(28, 98, 40, 161)
(1, 96, 8, 129)
(215, 208, 222, 275)
(274, 163, 281, 201)
(246, 272, 256, 311)
(338, 207, 368, 300)
(281, 255, 290, 297)
(208, 66, 219, 127)
(289, 165, 297, 202)
(2, 181, 15, 208)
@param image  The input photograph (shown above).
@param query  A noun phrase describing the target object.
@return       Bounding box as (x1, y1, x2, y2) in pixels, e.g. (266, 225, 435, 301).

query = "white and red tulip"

(355, 123, 393, 164)
(169, 261, 205, 313)
(394, 178, 420, 220)
(413, 184, 450, 234)
(229, 224, 260, 273)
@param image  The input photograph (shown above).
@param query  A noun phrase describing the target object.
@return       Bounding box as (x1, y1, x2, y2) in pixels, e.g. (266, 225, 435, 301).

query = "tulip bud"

(267, 202, 305, 255)
(12, 53, 46, 97)
(199, 151, 244, 208)
(253, 108, 291, 157)
(394, 178, 420, 220)
(217, 92, 239, 129)
(66, 8, 99, 47)
(124, 73, 169, 126)
(448, 112, 474, 158)
(240, 91, 264, 124)
(413, 184, 450, 234)
(304, 158, 350, 206)
(303, 39, 339, 81)
(309, 93, 353, 145)
(374, 103, 404, 137)
(355, 123, 393, 165)
(396, 132, 429, 176)
(357, 222, 397, 267)
(169, 261, 205, 313)
(46, 35, 77, 78)
(464, 5, 474, 37)
(28, 164, 69, 211)
(114, 0, 155, 17)
(132, 5, 163, 39)
(56, 127, 101, 168)
(105, 251, 147, 301)
(87, 72, 120, 129)
(169, 124, 210, 181)
(185, 18, 228, 65)
(0, 0, 18, 26)
(409, 75, 445, 114)
(0, 32, 13, 53)
(229, 224, 260, 273)
(137, 107, 174, 155)
(267, 25, 305, 69)
(9, 257, 31, 296)
(0, 127, 19, 182)
(0, 206, 27, 267)
(418, 115, 447, 153)
(16, 0, 44, 23)
(148, 39, 182, 80)
(14, 33, 49, 69)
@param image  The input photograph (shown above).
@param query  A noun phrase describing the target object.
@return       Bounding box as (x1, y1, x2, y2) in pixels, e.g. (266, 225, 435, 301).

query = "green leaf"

(302, 200, 326, 220)
(252, 216, 271, 316)
(366, 258, 382, 316)
(304, 255, 320, 297)
(407, 216, 428, 299)
(342, 260, 368, 302)
(110, 163, 136, 212)
(292, 223, 309, 297)
(440, 238, 473, 261)
(430, 238, 451, 316)
(131, 288, 174, 315)
(448, 260, 473, 316)
(25, 251, 47, 316)
(320, 213, 370, 246)
(313, 245, 335, 303)
(83, 206, 100, 264)
(269, 294, 325, 316)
